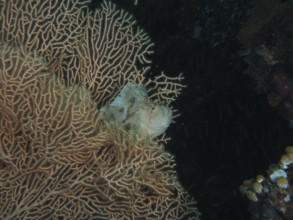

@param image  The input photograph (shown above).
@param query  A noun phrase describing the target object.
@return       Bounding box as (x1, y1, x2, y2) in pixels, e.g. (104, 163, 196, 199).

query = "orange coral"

(0, 0, 184, 108)
(0, 0, 199, 219)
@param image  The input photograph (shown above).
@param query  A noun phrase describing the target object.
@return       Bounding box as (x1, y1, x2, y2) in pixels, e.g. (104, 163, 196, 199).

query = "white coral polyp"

(133, 103, 172, 138)
(101, 82, 172, 138)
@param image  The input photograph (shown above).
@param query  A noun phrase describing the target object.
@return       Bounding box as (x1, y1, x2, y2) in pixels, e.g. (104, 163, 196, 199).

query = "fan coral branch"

(0, 0, 200, 219)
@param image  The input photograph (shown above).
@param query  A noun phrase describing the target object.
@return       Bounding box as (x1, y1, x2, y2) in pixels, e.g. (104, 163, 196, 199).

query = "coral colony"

(238, 1, 293, 219)
(0, 0, 200, 219)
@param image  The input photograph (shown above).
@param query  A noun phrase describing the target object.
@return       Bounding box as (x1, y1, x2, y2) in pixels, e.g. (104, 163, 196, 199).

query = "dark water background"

(91, 0, 293, 219)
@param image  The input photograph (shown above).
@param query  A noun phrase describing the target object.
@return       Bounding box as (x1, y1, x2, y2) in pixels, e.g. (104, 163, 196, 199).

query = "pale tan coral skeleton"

(0, 0, 200, 219)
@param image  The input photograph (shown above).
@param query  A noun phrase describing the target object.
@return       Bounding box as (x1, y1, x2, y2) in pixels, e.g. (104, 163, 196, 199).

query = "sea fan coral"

(0, 0, 200, 219)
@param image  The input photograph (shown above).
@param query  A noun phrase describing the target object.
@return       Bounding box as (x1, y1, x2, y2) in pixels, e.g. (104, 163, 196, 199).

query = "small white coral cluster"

(101, 83, 172, 138)
(240, 146, 293, 215)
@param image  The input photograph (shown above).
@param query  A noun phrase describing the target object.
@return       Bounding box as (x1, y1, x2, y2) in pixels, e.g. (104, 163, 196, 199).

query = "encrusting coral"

(240, 146, 293, 219)
(0, 0, 200, 219)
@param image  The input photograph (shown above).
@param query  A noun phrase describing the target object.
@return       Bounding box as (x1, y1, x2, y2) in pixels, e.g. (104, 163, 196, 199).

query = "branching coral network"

(0, 0, 200, 219)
